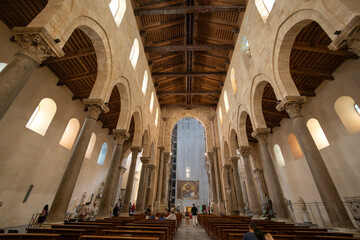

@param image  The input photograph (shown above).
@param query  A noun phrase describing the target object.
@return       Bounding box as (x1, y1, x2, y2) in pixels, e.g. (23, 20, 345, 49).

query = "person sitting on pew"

(37, 204, 49, 226)
(157, 213, 165, 220)
(78, 202, 90, 221)
(113, 203, 120, 217)
(243, 222, 265, 240)
(146, 205, 152, 219)
(165, 209, 177, 226)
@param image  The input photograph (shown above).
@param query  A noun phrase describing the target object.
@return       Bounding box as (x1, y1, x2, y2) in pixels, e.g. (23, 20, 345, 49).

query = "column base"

(328, 227, 358, 233)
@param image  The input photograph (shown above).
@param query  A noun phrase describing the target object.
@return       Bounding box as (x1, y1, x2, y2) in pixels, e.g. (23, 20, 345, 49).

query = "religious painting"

(177, 180, 199, 199)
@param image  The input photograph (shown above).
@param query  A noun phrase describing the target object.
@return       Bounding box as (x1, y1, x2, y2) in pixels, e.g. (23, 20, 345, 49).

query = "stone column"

(223, 164, 233, 215)
(252, 128, 289, 219)
(47, 100, 108, 222)
(205, 163, 214, 202)
(135, 157, 150, 213)
(0, 27, 64, 120)
(121, 146, 142, 215)
(253, 168, 267, 205)
(145, 164, 156, 208)
(155, 147, 164, 211)
(214, 148, 225, 213)
(229, 168, 239, 211)
(240, 146, 262, 216)
(161, 152, 171, 204)
(114, 166, 127, 205)
(230, 157, 246, 215)
(345, 26, 360, 57)
(207, 153, 218, 203)
(281, 100, 353, 228)
(97, 130, 129, 218)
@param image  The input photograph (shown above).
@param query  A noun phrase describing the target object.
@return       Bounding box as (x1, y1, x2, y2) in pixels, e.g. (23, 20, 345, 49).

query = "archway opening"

(98, 86, 121, 132)
(169, 117, 209, 212)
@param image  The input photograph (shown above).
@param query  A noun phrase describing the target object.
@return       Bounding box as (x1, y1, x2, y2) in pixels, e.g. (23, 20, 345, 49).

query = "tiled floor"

(174, 219, 211, 240)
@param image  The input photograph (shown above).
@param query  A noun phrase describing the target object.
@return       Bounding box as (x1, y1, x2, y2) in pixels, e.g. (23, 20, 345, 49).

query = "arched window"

(255, 0, 275, 22)
(155, 107, 159, 126)
(59, 118, 80, 149)
(129, 38, 139, 69)
(219, 106, 223, 124)
(149, 92, 154, 113)
(0, 63, 6, 72)
(97, 143, 108, 166)
(224, 90, 229, 113)
(26, 98, 57, 136)
(273, 144, 285, 167)
(334, 96, 360, 134)
(109, 0, 126, 26)
(306, 118, 330, 150)
(85, 133, 96, 159)
(142, 70, 148, 95)
(287, 134, 303, 160)
(230, 68, 237, 94)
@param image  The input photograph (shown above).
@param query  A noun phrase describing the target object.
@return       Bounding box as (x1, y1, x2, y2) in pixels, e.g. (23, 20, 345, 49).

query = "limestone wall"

(0, 22, 114, 228)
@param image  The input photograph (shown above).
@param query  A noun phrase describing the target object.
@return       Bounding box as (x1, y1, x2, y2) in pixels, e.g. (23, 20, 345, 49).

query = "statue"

(298, 196, 311, 223)
(96, 182, 105, 199)
(298, 197, 306, 211)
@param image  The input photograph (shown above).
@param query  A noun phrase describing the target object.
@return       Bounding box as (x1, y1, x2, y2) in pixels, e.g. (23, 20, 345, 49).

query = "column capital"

(276, 96, 305, 112)
(120, 166, 127, 174)
(230, 157, 239, 166)
(130, 146, 142, 155)
(113, 129, 130, 144)
(207, 152, 214, 160)
(157, 146, 165, 151)
(163, 152, 171, 160)
(140, 157, 150, 164)
(346, 25, 360, 57)
(251, 128, 271, 144)
(239, 146, 251, 157)
(162, 117, 168, 121)
(13, 27, 65, 65)
(83, 99, 110, 119)
(213, 147, 219, 151)
(223, 164, 231, 171)
(147, 164, 156, 171)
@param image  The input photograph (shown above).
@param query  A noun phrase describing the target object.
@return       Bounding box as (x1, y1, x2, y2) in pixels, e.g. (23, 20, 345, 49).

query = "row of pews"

(0, 213, 181, 240)
(198, 215, 360, 240)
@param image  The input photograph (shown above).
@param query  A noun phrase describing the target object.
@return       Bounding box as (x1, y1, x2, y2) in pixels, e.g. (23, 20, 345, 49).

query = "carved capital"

(207, 152, 214, 160)
(120, 166, 127, 173)
(130, 146, 142, 156)
(13, 27, 64, 65)
(239, 146, 251, 157)
(285, 102, 303, 119)
(83, 99, 109, 119)
(113, 129, 130, 144)
(223, 164, 231, 171)
(347, 26, 360, 57)
(163, 152, 171, 161)
(230, 157, 239, 166)
(251, 128, 271, 144)
(157, 146, 165, 151)
(147, 164, 155, 171)
(213, 146, 219, 152)
(140, 156, 150, 165)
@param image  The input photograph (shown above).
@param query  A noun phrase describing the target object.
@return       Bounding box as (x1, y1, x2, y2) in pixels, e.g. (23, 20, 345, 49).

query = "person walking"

(191, 204, 198, 227)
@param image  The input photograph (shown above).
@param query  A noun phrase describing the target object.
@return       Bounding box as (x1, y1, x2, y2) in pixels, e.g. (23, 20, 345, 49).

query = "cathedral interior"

(0, 0, 360, 238)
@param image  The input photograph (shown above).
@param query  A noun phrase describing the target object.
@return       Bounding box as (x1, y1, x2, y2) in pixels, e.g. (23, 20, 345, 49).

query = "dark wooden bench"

(103, 230, 165, 240)
(115, 226, 170, 240)
(27, 228, 93, 240)
(0, 233, 61, 240)
(79, 236, 159, 240)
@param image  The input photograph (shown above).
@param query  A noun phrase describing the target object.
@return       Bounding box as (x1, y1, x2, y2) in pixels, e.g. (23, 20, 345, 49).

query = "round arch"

(58, 16, 112, 102)
(237, 105, 253, 147)
(229, 128, 239, 158)
(129, 107, 143, 147)
(223, 141, 230, 162)
(273, 9, 335, 100)
(141, 128, 150, 157)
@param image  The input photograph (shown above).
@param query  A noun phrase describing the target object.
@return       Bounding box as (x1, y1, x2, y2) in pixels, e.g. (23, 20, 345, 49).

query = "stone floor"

(174, 219, 210, 240)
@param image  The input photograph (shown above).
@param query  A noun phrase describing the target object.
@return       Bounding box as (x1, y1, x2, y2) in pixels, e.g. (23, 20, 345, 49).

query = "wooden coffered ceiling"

(133, 0, 247, 108)
(0, 1, 357, 142)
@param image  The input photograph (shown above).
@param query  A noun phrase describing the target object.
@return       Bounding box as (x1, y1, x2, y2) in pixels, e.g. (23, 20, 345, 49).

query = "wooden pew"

(79, 236, 159, 240)
(0, 233, 61, 240)
(114, 226, 170, 240)
(103, 230, 165, 240)
(228, 233, 297, 240)
(51, 225, 101, 235)
(27, 228, 92, 240)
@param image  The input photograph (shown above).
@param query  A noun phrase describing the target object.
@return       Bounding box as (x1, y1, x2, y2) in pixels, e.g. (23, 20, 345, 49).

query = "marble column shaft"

(284, 102, 353, 228)
(97, 129, 129, 217)
(229, 169, 239, 211)
(121, 146, 142, 214)
(156, 147, 165, 203)
(0, 28, 64, 120)
(207, 153, 218, 203)
(223, 164, 232, 214)
(252, 129, 289, 219)
(135, 157, 150, 213)
(230, 157, 245, 215)
(240, 146, 262, 216)
(213, 149, 224, 204)
(145, 164, 156, 208)
(161, 152, 171, 203)
(114, 166, 127, 204)
(47, 103, 106, 222)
